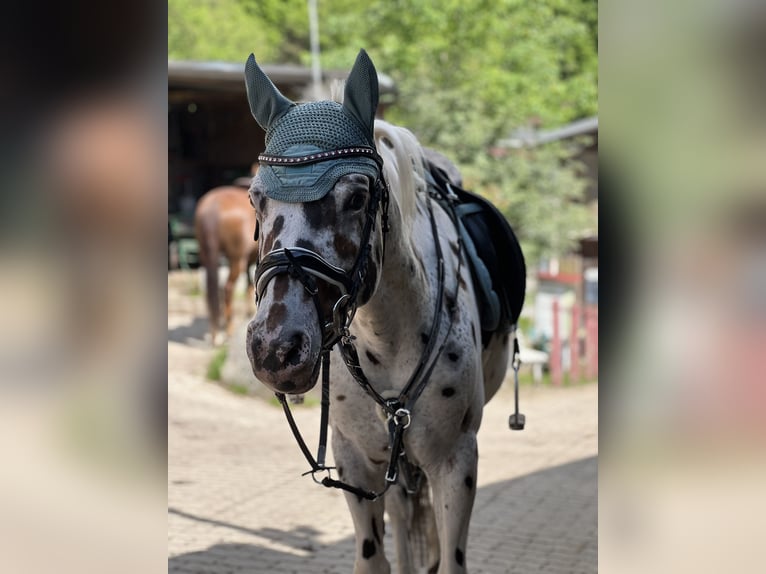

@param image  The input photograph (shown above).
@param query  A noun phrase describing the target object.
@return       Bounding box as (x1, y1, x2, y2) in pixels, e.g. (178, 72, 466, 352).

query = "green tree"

(463, 141, 596, 264)
(168, 0, 281, 62)
(170, 0, 598, 262)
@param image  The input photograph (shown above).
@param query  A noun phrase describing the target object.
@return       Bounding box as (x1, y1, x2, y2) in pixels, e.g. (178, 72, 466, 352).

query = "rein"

(253, 147, 464, 501)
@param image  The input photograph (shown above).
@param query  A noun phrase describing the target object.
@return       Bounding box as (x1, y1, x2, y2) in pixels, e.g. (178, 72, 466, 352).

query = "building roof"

(168, 60, 396, 98)
(498, 116, 598, 149)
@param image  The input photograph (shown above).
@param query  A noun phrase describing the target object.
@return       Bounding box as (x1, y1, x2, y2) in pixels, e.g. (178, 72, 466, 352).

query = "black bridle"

(252, 146, 461, 501)
(253, 146, 389, 351)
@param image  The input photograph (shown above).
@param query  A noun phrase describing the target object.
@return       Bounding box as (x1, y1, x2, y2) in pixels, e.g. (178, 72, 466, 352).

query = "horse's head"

(244, 50, 388, 395)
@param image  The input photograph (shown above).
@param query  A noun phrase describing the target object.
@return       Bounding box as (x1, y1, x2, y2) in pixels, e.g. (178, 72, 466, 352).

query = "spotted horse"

(245, 50, 525, 574)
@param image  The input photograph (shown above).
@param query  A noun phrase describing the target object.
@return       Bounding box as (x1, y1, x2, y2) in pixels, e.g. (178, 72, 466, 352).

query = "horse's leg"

(428, 431, 478, 574)
(385, 479, 440, 574)
(384, 485, 415, 574)
(224, 256, 246, 339)
(332, 429, 391, 574)
(195, 219, 220, 346)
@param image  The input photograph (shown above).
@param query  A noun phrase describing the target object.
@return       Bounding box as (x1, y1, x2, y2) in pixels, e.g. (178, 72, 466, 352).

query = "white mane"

(373, 120, 425, 248)
(329, 83, 424, 248)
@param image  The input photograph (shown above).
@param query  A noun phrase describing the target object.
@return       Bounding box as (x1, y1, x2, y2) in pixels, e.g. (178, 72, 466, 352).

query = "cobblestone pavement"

(168, 302, 597, 574)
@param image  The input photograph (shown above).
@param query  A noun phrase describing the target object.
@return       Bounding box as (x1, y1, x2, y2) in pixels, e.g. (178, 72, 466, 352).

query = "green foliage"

(169, 0, 598, 262)
(463, 140, 596, 263)
(317, 0, 597, 129)
(168, 0, 281, 62)
(206, 346, 228, 381)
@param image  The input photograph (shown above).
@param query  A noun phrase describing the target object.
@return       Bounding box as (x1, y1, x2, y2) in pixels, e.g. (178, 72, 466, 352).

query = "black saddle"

(425, 161, 526, 345)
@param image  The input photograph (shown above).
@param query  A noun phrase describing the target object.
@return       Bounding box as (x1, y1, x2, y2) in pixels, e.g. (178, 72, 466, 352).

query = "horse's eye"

(346, 192, 367, 212)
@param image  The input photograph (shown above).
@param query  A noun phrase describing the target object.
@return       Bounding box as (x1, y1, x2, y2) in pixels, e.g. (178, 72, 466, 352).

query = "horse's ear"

(343, 49, 379, 141)
(244, 53, 294, 130)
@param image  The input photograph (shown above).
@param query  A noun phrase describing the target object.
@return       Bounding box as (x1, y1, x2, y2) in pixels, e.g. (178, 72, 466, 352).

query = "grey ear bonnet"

(245, 50, 380, 203)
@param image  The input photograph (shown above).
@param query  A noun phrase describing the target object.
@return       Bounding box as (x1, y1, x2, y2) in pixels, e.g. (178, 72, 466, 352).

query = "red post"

(593, 307, 599, 378)
(551, 299, 562, 386)
(585, 306, 598, 380)
(570, 303, 580, 382)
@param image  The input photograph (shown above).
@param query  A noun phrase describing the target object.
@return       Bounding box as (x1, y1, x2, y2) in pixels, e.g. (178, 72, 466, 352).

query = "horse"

(194, 171, 259, 346)
(244, 50, 516, 574)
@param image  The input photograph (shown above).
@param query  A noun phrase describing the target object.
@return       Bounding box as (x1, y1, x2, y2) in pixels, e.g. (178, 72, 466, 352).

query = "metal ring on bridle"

(393, 408, 412, 429)
(303, 467, 334, 485)
(332, 294, 356, 334)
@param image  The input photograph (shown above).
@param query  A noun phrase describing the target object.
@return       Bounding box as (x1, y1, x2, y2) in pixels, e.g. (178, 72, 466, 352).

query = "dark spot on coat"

(465, 475, 474, 489)
(420, 332, 429, 345)
(262, 215, 284, 251)
(277, 380, 296, 392)
(442, 387, 456, 397)
(303, 197, 337, 230)
(337, 466, 344, 477)
(458, 274, 467, 290)
(365, 350, 380, 365)
(258, 196, 268, 215)
(296, 238, 317, 251)
(371, 518, 381, 544)
(336, 394, 346, 401)
(447, 351, 460, 362)
(266, 303, 287, 331)
(362, 539, 376, 559)
(450, 241, 459, 256)
(427, 560, 440, 574)
(470, 323, 477, 345)
(334, 234, 358, 260)
(446, 294, 457, 317)
(272, 214, 284, 236)
(273, 239, 282, 249)
(272, 276, 289, 301)
(409, 262, 415, 273)
(455, 548, 464, 566)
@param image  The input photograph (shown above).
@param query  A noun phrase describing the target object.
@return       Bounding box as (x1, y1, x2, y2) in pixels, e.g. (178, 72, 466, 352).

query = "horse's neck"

(352, 208, 432, 353)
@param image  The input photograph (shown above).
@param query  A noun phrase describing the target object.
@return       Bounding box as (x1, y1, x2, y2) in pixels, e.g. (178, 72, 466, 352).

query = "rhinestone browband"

(258, 146, 382, 167)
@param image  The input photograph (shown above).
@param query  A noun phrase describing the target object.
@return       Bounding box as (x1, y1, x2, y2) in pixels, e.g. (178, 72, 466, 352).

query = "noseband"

(252, 146, 390, 351)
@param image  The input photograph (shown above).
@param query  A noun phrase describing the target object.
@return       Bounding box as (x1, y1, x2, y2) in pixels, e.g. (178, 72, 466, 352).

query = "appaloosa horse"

(194, 174, 259, 346)
(244, 50, 515, 574)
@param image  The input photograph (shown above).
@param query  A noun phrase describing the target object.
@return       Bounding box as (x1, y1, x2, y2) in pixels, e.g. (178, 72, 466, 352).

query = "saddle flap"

(426, 162, 527, 337)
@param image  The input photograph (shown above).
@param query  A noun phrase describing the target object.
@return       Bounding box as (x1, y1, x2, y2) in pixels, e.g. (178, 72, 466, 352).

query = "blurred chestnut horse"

(194, 167, 259, 345)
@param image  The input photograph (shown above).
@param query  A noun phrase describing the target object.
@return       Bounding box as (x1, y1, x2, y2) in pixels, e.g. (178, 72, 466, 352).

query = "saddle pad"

(426, 162, 527, 339)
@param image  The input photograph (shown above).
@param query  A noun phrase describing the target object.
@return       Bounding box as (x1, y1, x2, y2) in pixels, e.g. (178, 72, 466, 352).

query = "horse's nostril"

(276, 331, 305, 367)
(284, 333, 303, 366)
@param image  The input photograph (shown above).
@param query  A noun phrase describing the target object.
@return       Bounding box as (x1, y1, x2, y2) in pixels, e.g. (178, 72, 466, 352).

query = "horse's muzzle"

(246, 321, 321, 394)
